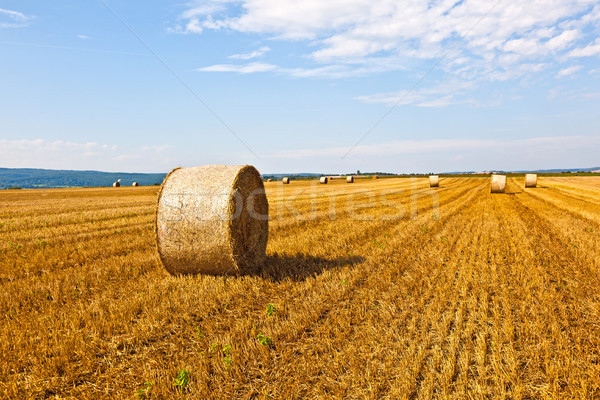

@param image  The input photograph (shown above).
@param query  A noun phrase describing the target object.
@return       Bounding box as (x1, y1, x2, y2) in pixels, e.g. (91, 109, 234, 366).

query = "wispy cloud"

(184, 0, 600, 85)
(0, 8, 32, 28)
(556, 65, 582, 78)
(77, 34, 91, 40)
(354, 80, 478, 107)
(228, 46, 270, 60)
(198, 62, 278, 74)
(568, 38, 600, 57)
(0, 139, 173, 172)
(271, 135, 599, 159)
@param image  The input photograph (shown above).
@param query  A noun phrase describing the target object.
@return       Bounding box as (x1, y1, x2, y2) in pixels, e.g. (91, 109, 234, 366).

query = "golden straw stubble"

(155, 165, 268, 275)
(491, 174, 507, 193)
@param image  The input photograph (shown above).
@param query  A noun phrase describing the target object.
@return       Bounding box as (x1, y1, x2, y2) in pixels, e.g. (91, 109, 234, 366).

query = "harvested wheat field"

(1, 176, 600, 399)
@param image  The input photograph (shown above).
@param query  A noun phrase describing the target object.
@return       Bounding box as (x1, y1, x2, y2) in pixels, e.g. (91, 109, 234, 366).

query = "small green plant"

(341, 279, 347, 285)
(266, 303, 276, 316)
(194, 326, 204, 339)
(257, 333, 272, 347)
(420, 225, 429, 234)
(136, 381, 154, 399)
(222, 344, 233, 366)
(432, 213, 439, 221)
(173, 369, 190, 390)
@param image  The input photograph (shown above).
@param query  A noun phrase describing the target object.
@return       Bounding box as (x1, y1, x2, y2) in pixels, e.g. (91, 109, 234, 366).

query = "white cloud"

(0, 8, 32, 28)
(354, 80, 478, 107)
(568, 38, 600, 57)
(77, 34, 91, 40)
(228, 46, 270, 60)
(0, 139, 173, 172)
(556, 65, 582, 77)
(198, 62, 279, 74)
(183, 0, 600, 84)
(271, 135, 598, 159)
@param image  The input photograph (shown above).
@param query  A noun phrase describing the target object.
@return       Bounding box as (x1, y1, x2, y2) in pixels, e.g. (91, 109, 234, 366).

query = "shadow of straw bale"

(258, 253, 365, 282)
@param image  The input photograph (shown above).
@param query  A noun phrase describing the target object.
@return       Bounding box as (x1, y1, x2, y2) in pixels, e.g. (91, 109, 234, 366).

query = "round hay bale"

(113, 182, 120, 187)
(491, 174, 506, 193)
(132, 182, 139, 187)
(156, 165, 269, 276)
(525, 173, 537, 188)
(320, 176, 328, 184)
(267, 178, 272, 182)
(373, 175, 378, 179)
(429, 175, 439, 188)
(346, 176, 354, 183)
(282, 177, 290, 184)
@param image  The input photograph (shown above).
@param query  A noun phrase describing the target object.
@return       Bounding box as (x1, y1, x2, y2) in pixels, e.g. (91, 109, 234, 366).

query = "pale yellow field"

(1, 177, 599, 399)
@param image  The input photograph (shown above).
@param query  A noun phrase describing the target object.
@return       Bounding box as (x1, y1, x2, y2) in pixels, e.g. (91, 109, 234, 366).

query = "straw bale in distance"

(320, 177, 328, 184)
(346, 176, 354, 183)
(132, 182, 139, 187)
(373, 175, 378, 179)
(282, 177, 290, 184)
(156, 165, 269, 275)
(429, 175, 439, 188)
(267, 178, 272, 182)
(491, 174, 507, 193)
(113, 182, 120, 187)
(525, 174, 537, 188)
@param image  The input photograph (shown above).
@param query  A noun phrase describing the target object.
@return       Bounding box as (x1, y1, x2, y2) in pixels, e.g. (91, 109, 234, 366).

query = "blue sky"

(1, 1, 599, 173)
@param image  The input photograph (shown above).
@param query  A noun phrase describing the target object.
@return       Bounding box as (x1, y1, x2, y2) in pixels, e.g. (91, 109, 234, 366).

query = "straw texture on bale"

(320, 176, 328, 184)
(429, 175, 439, 188)
(491, 175, 507, 193)
(113, 182, 120, 187)
(156, 165, 269, 276)
(346, 176, 354, 183)
(525, 174, 537, 188)
(132, 182, 139, 187)
(282, 177, 290, 184)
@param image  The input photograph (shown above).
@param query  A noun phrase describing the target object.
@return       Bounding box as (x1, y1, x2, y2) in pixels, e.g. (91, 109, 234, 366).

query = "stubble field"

(1, 176, 600, 399)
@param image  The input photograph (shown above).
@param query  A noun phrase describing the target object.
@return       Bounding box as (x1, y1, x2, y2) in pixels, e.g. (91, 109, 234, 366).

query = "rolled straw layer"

(525, 174, 537, 188)
(491, 174, 507, 193)
(429, 175, 439, 188)
(156, 165, 268, 275)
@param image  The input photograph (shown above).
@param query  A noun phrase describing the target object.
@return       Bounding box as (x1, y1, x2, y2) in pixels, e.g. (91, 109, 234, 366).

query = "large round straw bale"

(429, 175, 439, 188)
(491, 174, 506, 193)
(282, 177, 290, 184)
(320, 176, 328, 184)
(346, 176, 354, 183)
(156, 165, 269, 275)
(373, 175, 378, 179)
(132, 182, 139, 187)
(525, 174, 537, 188)
(267, 178, 272, 182)
(113, 181, 120, 187)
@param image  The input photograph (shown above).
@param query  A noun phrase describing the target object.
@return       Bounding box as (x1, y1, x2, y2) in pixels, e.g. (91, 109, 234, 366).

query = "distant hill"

(2, 166, 599, 189)
(0, 168, 167, 189)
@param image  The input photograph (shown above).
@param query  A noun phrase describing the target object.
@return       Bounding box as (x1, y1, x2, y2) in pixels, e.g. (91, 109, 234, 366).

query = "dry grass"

(1, 177, 600, 399)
